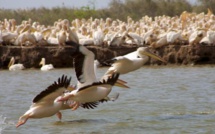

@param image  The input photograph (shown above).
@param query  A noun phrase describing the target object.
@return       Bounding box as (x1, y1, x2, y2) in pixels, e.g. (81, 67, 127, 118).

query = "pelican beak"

(39, 61, 42, 66)
(8, 60, 12, 68)
(144, 48, 167, 63)
(8, 57, 14, 68)
(115, 79, 130, 88)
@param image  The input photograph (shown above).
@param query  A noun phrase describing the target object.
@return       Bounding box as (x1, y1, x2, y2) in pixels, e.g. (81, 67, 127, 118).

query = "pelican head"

(8, 57, 15, 68)
(137, 47, 166, 63)
(39, 58, 45, 66)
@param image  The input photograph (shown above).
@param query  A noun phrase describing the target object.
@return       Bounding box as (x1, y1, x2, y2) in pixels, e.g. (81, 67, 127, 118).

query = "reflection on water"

(1, 66, 215, 133)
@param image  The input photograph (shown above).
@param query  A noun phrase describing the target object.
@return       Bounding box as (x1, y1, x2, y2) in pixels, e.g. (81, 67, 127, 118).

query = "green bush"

(0, 0, 212, 25)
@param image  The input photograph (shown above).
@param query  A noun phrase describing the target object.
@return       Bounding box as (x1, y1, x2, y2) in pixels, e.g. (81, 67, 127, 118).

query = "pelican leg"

(72, 102, 80, 111)
(68, 101, 76, 108)
(56, 112, 62, 120)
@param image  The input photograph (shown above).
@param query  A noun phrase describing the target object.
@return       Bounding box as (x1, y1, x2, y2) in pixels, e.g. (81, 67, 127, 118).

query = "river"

(1, 66, 215, 134)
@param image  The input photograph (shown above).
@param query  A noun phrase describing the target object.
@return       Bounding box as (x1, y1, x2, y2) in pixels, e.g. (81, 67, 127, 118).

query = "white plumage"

(103, 47, 166, 77)
(8, 57, 25, 71)
(16, 75, 72, 128)
(200, 31, 215, 46)
(93, 27, 104, 46)
(16, 74, 119, 127)
(39, 58, 54, 71)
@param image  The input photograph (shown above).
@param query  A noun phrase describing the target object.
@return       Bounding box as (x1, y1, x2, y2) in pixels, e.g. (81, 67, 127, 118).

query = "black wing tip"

(81, 102, 99, 109)
(105, 73, 120, 86)
(59, 74, 72, 88)
(32, 74, 72, 103)
(78, 72, 120, 92)
(65, 41, 81, 57)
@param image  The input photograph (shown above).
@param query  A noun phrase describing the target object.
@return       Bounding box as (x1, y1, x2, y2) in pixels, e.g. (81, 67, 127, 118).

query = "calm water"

(1, 66, 215, 134)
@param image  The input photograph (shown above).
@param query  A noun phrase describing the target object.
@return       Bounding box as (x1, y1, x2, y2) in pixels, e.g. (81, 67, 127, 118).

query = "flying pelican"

(39, 58, 54, 71)
(16, 75, 71, 128)
(58, 73, 120, 110)
(16, 75, 119, 128)
(8, 57, 25, 71)
(66, 41, 128, 89)
(103, 47, 166, 77)
(57, 41, 128, 110)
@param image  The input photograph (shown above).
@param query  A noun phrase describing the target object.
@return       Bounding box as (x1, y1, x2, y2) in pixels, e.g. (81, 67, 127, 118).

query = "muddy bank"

(0, 45, 215, 69)
(0, 45, 137, 69)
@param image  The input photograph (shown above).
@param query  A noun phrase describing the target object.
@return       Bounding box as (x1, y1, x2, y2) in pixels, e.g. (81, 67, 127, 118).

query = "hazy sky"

(0, 0, 197, 10)
(0, 0, 112, 9)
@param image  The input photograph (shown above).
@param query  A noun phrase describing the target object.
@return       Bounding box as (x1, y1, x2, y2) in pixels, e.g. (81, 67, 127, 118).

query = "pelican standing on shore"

(8, 57, 25, 71)
(39, 57, 54, 71)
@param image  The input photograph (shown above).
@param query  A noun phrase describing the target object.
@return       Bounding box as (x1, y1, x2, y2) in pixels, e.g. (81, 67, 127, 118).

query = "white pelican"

(1, 31, 18, 44)
(14, 24, 37, 46)
(46, 29, 59, 45)
(66, 41, 129, 89)
(8, 57, 25, 71)
(57, 24, 68, 47)
(143, 29, 157, 45)
(166, 30, 182, 44)
(58, 73, 120, 110)
(39, 58, 54, 71)
(189, 29, 206, 45)
(16, 75, 119, 128)
(126, 32, 144, 46)
(57, 29, 67, 47)
(93, 27, 104, 46)
(200, 31, 215, 46)
(108, 32, 126, 47)
(57, 41, 128, 110)
(16, 75, 71, 128)
(103, 47, 166, 77)
(150, 33, 168, 49)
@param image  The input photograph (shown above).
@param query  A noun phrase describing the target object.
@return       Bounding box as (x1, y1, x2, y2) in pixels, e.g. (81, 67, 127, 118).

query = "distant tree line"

(0, 0, 213, 25)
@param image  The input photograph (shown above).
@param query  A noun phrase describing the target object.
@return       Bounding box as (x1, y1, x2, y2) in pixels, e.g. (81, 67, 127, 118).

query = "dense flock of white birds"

(0, 10, 215, 48)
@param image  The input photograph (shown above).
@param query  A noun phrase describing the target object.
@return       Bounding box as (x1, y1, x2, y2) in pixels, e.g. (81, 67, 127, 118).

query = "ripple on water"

(1, 67, 215, 133)
(0, 115, 16, 133)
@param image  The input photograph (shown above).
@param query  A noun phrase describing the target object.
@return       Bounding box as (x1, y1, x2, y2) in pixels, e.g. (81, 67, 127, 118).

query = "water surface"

(1, 66, 215, 133)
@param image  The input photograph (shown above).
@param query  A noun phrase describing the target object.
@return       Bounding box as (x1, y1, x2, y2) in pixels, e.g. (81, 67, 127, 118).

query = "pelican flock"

(16, 40, 166, 127)
(1, 10, 215, 48)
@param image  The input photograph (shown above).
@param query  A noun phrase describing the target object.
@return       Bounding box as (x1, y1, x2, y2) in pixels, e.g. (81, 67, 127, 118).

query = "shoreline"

(1, 45, 215, 69)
